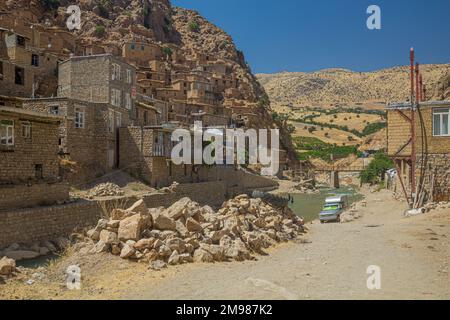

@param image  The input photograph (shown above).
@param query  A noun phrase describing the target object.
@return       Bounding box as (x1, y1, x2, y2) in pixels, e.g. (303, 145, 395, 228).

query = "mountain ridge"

(257, 63, 450, 107)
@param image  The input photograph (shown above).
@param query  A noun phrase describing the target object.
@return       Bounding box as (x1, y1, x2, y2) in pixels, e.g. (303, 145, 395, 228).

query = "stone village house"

(387, 101, 450, 202)
(23, 54, 135, 183)
(0, 106, 69, 210)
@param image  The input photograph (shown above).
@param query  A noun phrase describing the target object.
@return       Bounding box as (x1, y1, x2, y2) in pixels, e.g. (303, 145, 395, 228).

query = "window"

(144, 110, 148, 125)
(141, 44, 145, 51)
(15, 66, 25, 85)
(75, 108, 85, 128)
(112, 63, 121, 81)
(35, 164, 43, 180)
(125, 93, 131, 110)
(50, 105, 59, 115)
(21, 121, 31, 139)
(126, 69, 132, 84)
(31, 54, 39, 67)
(0, 61, 3, 80)
(111, 89, 122, 107)
(16, 35, 25, 47)
(115, 113, 122, 128)
(131, 43, 135, 50)
(108, 109, 114, 133)
(0, 120, 14, 146)
(433, 108, 450, 136)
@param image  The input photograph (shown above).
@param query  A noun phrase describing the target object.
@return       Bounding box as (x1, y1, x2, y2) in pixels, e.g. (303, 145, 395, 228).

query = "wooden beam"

(396, 110, 412, 123)
(394, 137, 412, 156)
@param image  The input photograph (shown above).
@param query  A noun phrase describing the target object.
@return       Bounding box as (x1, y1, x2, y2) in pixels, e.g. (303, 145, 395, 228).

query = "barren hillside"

(257, 64, 450, 107)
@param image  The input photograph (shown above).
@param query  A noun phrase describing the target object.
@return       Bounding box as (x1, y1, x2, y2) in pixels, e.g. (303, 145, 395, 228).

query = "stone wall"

(0, 181, 227, 247)
(0, 182, 69, 211)
(416, 154, 450, 202)
(0, 200, 101, 247)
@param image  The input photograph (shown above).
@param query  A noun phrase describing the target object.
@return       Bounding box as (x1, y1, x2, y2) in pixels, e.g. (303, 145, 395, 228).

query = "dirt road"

(124, 189, 450, 300)
(2, 188, 449, 300)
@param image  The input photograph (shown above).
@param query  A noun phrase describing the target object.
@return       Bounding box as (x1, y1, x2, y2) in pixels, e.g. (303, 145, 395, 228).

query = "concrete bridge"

(314, 165, 367, 188)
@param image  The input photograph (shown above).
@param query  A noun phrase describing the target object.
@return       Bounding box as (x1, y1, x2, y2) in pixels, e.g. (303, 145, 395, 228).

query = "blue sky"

(172, 0, 450, 74)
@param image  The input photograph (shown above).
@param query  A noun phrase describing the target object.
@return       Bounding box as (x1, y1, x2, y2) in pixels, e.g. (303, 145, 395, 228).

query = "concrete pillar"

(330, 171, 340, 189)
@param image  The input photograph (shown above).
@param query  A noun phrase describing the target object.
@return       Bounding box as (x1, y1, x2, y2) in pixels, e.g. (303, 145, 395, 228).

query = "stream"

(287, 186, 363, 222)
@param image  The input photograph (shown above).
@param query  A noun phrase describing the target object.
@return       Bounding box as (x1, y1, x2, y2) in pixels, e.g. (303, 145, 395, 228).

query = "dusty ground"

(1, 188, 449, 300)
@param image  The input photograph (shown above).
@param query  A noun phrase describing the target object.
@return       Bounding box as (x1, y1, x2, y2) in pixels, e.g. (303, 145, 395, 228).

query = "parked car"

(319, 195, 348, 223)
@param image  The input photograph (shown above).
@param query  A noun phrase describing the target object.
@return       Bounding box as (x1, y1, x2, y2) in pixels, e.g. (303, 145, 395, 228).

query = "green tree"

(360, 152, 393, 185)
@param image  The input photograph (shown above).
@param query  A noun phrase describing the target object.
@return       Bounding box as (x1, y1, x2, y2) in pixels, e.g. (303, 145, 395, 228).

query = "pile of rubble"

(81, 195, 305, 269)
(87, 183, 125, 198)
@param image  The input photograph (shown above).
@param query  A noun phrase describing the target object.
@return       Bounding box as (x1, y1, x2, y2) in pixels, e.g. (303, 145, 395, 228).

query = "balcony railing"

(152, 144, 169, 157)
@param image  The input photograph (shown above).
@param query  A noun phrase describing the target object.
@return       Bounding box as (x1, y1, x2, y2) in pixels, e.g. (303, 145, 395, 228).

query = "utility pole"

(410, 48, 416, 195)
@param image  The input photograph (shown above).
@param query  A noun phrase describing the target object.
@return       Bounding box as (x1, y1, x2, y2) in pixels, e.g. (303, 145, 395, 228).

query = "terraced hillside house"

(0, 107, 69, 210)
(387, 101, 450, 202)
(22, 97, 130, 184)
(57, 54, 137, 121)
(0, 28, 34, 97)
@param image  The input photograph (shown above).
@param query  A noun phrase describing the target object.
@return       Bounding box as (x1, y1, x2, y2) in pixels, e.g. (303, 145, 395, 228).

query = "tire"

(336, 216, 341, 223)
(320, 220, 324, 224)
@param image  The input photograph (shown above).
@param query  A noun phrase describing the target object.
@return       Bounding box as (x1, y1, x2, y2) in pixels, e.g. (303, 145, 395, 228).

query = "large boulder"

(134, 238, 156, 251)
(168, 250, 180, 265)
(126, 199, 148, 215)
(0, 257, 16, 275)
(186, 217, 203, 233)
(193, 248, 214, 263)
(152, 212, 176, 231)
(199, 244, 226, 262)
(94, 219, 109, 232)
(175, 220, 189, 238)
(166, 238, 186, 253)
(99, 230, 119, 245)
(91, 240, 110, 254)
(120, 244, 135, 259)
(118, 214, 146, 241)
(163, 197, 191, 220)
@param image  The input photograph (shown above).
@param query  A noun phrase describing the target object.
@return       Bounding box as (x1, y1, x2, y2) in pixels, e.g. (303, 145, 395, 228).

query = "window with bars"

(75, 108, 85, 129)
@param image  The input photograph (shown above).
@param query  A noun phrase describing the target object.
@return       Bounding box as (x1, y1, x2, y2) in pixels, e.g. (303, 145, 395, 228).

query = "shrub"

(95, 25, 106, 37)
(360, 152, 393, 185)
(361, 122, 386, 136)
(258, 94, 270, 108)
(94, 25, 106, 37)
(188, 21, 200, 32)
(162, 47, 173, 57)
